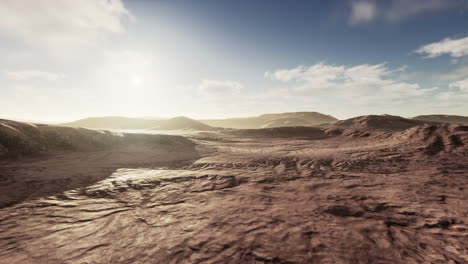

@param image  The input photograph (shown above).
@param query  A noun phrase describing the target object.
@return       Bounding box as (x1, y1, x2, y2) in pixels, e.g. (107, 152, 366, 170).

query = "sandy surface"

(0, 124, 467, 263)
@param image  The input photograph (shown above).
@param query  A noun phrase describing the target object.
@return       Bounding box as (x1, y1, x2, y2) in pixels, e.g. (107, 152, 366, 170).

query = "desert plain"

(0, 113, 467, 264)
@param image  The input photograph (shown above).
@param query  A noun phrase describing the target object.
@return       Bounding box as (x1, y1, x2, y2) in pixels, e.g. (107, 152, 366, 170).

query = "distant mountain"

(63, 116, 217, 131)
(200, 112, 338, 129)
(261, 117, 312, 128)
(412, 115, 468, 124)
(62, 116, 157, 129)
(332, 114, 426, 130)
(150, 117, 216, 131)
(58, 113, 468, 131)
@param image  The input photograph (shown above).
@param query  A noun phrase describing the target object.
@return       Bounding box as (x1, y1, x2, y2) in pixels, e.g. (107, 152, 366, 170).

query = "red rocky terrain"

(0, 118, 467, 263)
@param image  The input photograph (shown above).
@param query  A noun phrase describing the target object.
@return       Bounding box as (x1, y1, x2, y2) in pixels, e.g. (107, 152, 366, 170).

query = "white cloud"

(385, 0, 456, 22)
(349, 1, 377, 24)
(416, 36, 468, 58)
(440, 65, 468, 80)
(350, 0, 463, 24)
(0, 0, 133, 53)
(449, 78, 468, 92)
(198, 80, 243, 96)
(4, 70, 65, 81)
(266, 64, 345, 85)
(266, 63, 437, 101)
(435, 91, 468, 109)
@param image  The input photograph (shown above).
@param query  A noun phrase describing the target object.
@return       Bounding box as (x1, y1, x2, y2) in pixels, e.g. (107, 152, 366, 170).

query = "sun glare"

(131, 75, 143, 87)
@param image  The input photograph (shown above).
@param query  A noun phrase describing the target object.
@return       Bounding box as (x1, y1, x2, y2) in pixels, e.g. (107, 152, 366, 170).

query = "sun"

(131, 75, 143, 87)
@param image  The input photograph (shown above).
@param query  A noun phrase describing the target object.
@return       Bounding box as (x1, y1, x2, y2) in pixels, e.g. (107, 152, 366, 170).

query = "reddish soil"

(0, 123, 467, 264)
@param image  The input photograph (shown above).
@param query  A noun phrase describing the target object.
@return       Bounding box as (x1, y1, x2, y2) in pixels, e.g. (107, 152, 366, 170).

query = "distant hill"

(0, 119, 194, 157)
(66, 113, 468, 131)
(261, 117, 312, 128)
(412, 115, 468, 124)
(150, 117, 217, 131)
(200, 112, 338, 129)
(332, 114, 426, 130)
(225, 126, 327, 139)
(62, 116, 157, 129)
(63, 116, 217, 131)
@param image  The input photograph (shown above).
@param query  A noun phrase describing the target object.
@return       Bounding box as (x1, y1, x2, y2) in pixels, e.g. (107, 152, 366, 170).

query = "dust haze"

(1, 0, 468, 263)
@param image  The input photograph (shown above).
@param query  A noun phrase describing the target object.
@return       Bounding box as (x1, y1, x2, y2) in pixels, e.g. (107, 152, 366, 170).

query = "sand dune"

(0, 118, 467, 263)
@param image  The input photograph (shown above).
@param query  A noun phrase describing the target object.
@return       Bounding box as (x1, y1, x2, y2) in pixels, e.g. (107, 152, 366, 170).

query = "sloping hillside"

(225, 126, 327, 139)
(63, 116, 217, 131)
(332, 114, 426, 130)
(402, 124, 468, 155)
(200, 112, 338, 129)
(151, 116, 217, 131)
(0, 119, 194, 157)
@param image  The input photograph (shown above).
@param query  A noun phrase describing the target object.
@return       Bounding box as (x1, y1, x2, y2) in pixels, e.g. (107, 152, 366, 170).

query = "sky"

(1, 0, 468, 122)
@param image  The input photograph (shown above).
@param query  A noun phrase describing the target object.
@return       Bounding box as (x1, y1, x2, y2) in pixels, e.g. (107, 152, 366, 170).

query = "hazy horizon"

(2, 0, 468, 122)
(5, 111, 465, 125)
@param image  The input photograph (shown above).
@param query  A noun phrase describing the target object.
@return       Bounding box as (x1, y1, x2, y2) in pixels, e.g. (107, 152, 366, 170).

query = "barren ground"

(0, 125, 467, 264)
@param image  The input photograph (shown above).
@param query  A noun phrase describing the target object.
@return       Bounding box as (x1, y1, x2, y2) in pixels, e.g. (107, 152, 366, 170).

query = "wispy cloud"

(440, 65, 468, 80)
(349, 1, 377, 25)
(4, 70, 65, 81)
(266, 63, 437, 100)
(349, 0, 464, 24)
(0, 0, 133, 54)
(449, 78, 468, 92)
(385, 0, 457, 22)
(415, 36, 468, 58)
(198, 80, 243, 97)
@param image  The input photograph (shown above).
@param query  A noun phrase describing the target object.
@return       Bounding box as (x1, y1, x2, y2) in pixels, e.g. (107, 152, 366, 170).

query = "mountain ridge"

(412, 114, 468, 124)
(200, 111, 338, 129)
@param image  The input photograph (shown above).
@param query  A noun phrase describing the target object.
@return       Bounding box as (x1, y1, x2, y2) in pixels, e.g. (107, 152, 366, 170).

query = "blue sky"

(1, 0, 468, 122)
